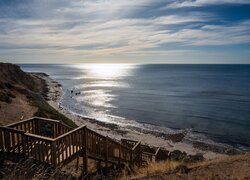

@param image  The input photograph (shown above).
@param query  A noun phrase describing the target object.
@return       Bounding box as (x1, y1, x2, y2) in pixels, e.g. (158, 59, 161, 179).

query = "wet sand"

(35, 73, 239, 160)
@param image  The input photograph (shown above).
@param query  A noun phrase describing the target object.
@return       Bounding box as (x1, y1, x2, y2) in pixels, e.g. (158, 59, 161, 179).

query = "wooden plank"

(83, 127, 88, 174)
(34, 117, 60, 123)
(65, 136, 68, 159)
(27, 122, 31, 133)
(38, 140, 41, 161)
(30, 121, 33, 133)
(44, 141, 48, 162)
(25, 133, 54, 142)
(39, 141, 43, 162)
(6, 117, 35, 128)
(40, 141, 44, 162)
(11, 132, 15, 152)
(0, 126, 24, 134)
(51, 141, 57, 166)
(105, 137, 108, 169)
(52, 123, 55, 138)
(17, 134, 21, 154)
(27, 137, 31, 156)
(69, 134, 72, 156)
(24, 123, 27, 132)
(4, 130, 10, 153)
(34, 139, 38, 161)
(119, 143, 121, 164)
(22, 135, 27, 156)
(0, 129, 4, 151)
(22, 123, 25, 131)
(54, 126, 86, 141)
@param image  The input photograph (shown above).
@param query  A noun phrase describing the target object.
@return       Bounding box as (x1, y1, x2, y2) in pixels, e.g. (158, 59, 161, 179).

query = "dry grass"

(0, 158, 73, 180)
(130, 153, 250, 180)
(126, 160, 182, 179)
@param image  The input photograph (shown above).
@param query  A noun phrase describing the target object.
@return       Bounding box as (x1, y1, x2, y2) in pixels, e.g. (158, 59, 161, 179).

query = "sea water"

(20, 64, 250, 150)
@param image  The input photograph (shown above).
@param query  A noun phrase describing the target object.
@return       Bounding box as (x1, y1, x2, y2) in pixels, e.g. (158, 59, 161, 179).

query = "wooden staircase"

(0, 117, 168, 174)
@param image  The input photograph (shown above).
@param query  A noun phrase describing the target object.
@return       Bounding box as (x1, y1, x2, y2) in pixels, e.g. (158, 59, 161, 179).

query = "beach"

(35, 72, 235, 160)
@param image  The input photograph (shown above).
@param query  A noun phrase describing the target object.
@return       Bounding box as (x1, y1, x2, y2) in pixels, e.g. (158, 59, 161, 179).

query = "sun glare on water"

(77, 64, 134, 79)
(70, 63, 137, 124)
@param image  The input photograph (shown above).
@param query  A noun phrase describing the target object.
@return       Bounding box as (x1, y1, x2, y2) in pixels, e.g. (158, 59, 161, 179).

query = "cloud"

(0, 0, 250, 63)
(167, 0, 250, 8)
(0, 16, 205, 57)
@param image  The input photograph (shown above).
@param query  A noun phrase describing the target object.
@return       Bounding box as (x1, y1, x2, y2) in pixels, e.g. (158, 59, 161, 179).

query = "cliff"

(0, 63, 76, 127)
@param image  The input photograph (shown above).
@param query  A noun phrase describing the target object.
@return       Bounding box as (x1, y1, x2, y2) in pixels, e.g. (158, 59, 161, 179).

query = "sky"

(0, 0, 250, 64)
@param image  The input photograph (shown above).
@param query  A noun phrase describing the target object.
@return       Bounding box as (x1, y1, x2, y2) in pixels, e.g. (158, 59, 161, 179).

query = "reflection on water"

(70, 64, 136, 124)
(20, 64, 250, 150)
(75, 64, 135, 79)
(77, 89, 117, 108)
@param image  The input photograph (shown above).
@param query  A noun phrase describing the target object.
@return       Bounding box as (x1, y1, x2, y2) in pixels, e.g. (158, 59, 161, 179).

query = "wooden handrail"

(24, 133, 54, 142)
(142, 151, 155, 156)
(6, 117, 35, 127)
(58, 121, 73, 131)
(106, 135, 131, 151)
(154, 147, 161, 156)
(54, 125, 86, 141)
(87, 127, 133, 152)
(121, 138, 138, 143)
(1, 117, 148, 171)
(132, 141, 141, 151)
(0, 126, 25, 133)
(33, 117, 61, 123)
(142, 147, 160, 156)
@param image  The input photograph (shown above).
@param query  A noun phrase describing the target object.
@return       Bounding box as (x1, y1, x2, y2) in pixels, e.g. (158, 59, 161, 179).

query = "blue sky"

(0, 0, 250, 64)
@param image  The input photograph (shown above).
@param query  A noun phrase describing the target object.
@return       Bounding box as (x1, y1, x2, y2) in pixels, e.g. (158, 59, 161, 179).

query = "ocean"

(20, 64, 250, 150)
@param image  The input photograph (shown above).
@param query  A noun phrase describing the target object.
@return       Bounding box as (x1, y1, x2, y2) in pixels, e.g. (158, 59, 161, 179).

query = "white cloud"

(1, 16, 250, 59)
(0, 0, 250, 63)
(168, 0, 250, 8)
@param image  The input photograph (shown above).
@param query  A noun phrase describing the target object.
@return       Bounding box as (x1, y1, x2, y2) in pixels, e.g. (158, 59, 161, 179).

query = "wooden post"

(140, 142, 142, 166)
(23, 135, 27, 156)
(76, 156, 79, 172)
(35, 119, 39, 135)
(105, 137, 108, 174)
(0, 129, 4, 152)
(118, 143, 121, 164)
(130, 150, 133, 164)
(51, 141, 57, 166)
(4, 130, 10, 153)
(83, 127, 88, 175)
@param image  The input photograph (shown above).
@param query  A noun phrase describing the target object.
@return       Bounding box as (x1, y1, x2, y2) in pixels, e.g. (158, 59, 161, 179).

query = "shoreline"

(34, 72, 241, 159)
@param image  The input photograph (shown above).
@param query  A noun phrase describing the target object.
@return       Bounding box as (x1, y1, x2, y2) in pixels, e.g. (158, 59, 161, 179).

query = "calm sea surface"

(20, 64, 250, 150)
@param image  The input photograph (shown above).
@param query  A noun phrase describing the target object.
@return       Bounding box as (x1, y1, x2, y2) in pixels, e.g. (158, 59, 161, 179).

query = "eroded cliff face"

(0, 63, 46, 125)
(0, 63, 44, 92)
(0, 63, 76, 128)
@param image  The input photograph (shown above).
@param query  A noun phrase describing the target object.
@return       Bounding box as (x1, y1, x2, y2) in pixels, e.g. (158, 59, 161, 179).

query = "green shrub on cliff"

(0, 91, 15, 103)
(27, 93, 77, 128)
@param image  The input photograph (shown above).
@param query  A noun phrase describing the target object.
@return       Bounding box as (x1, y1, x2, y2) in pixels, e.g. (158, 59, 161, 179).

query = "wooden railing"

(7, 117, 72, 138)
(53, 126, 86, 165)
(121, 139, 139, 148)
(141, 146, 161, 163)
(23, 133, 54, 164)
(0, 118, 143, 174)
(0, 126, 25, 154)
(86, 128, 138, 164)
(141, 146, 169, 163)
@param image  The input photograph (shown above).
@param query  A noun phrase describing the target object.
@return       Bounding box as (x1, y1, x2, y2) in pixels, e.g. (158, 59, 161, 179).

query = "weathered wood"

(76, 156, 79, 171)
(105, 137, 108, 169)
(83, 127, 88, 174)
(51, 141, 57, 166)
(1, 117, 146, 175)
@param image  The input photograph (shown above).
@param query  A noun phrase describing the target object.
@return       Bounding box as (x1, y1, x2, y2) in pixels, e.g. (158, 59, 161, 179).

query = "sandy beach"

(35, 73, 234, 160)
